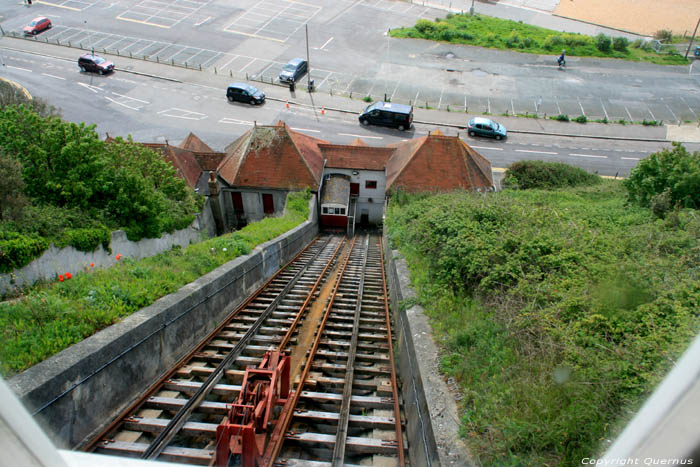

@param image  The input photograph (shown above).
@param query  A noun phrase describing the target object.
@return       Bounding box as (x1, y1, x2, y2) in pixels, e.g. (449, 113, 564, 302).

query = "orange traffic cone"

(285, 100, 289, 109)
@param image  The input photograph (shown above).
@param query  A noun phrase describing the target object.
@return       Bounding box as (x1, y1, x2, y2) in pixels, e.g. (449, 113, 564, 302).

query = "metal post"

(470, 0, 475, 15)
(306, 24, 311, 92)
(684, 17, 700, 59)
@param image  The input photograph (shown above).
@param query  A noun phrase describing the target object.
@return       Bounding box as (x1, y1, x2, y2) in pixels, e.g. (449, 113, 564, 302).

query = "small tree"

(596, 34, 612, 52)
(613, 37, 629, 52)
(0, 149, 27, 221)
(623, 142, 700, 209)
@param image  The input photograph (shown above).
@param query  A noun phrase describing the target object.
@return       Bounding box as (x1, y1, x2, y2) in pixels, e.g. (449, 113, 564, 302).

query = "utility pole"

(305, 24, 311, 92)
(685, 17, 700, 59)
(470, 0, 475, 15)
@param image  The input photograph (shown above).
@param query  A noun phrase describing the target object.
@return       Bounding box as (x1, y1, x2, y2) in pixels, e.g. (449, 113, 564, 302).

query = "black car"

(226, 83, 265, 105)
(279, 58, 307, 84)
(359, 101, 413, 131)
(78, 54, 114, 75)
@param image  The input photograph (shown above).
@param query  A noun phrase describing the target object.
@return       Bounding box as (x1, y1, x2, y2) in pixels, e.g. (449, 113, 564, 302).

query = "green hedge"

(504, 160, 601, 190)
(0, 232, 49, 273)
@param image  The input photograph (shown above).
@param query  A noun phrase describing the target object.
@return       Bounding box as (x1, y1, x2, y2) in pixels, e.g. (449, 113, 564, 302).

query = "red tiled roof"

(192, 152, 225, 171)
(163, 145, 203, 190)
(386, 133, 493, 193)
(319, 144, 395, 171)
(217, 122, 328, 190)
(179, 132, 214, 153)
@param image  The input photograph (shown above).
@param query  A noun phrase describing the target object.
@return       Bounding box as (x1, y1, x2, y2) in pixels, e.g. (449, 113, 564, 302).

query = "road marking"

(624, 105, 633, 121)
(577, 96, 585, 116)
(647, 106, 656, 121)
(112, 92, 149, 103)
(219, 117, 253, 125)
(291, 127, 320, 133)
(492, 167, 506, 172)
(195, 16, 212, 26)
(36, 1, 81, 11)
(77, 82, 102, 93)
(338, 133, 383, 140)
(600, 98, 609, 120)
(516, 149, 558, 155)
(116, 16, 170, 29)
(158, 108, 207, 120)
(105, 96, 140, 110)
(680, 96, 698, 120)
(41, 73, 66, 80)
(319, 36, 333, 50)
(621, 157, 640, 161)
(7, 65, 31, 72)
(665, 103, 678, 123)
(470, 146, 503, 151)
(569, 153, 608, 158)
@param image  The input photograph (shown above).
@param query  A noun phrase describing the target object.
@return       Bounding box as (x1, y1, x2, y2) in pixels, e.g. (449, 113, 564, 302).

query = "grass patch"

(386, 181, 700, 465)
(390, 13, 688, 65)
(0, 190, 311, 376)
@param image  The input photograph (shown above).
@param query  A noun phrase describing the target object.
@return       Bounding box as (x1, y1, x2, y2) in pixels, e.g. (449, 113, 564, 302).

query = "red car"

(24, 17, 52, 35)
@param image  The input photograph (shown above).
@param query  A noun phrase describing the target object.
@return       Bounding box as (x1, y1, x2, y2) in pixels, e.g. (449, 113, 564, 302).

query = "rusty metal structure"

(86, 233, 406, 466)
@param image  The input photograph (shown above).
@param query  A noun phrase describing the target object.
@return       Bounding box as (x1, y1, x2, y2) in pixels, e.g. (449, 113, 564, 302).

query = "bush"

(0, 232, 49, 273)
(642, 119, 659, 126)
(505, 32, 521, 48)
(60, 227, 111, 253)
(552, 114, 570, 122)
(595, 34, 612, 52)
(613, 37, 629, 52)
(624, 142, 700, 209)
(544, 35, 564, 50)
(651, 188, 673, 218)
(504, 160, 601, 190)
(573, 115, 588, 123)
(655, 29, 673, 43)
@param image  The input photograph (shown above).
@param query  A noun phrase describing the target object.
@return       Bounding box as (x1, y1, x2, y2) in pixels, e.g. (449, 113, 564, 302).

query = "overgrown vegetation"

(503, 160, 601, 190)
(386, 162, 700, 464)
(390, 13, 688, 65)
(0, 103, 203, 273)
(0, 190, 311, 376)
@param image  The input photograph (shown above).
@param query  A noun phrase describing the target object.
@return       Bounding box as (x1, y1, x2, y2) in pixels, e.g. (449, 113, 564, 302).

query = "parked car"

(695, 46, 700, 58)
(78, 54, 114, 75)
(358, 101, 413, 131)
(24, 17, 52, 36)
(226, 83, 265, 105)
(467, 117, 507, 140)
(279, 58, 307, 84)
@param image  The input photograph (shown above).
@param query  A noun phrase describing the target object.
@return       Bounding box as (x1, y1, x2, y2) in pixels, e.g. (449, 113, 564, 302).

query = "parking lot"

(223, 0, 321, 42)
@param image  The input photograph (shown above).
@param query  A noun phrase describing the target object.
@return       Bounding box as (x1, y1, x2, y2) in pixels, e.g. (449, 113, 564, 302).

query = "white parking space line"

(624, 105, 633, 121)
(680, 96, 699, 120)
(8, 66, 32, 72)
(516, 149, 558, 155)
(338, 133, 383, 140)
(319, 37, 333, 50)
(647, 106, 656, 121)
(569, 153, 608, 158)
(469, 146, 503, 151)
(41, 73, 66, 80)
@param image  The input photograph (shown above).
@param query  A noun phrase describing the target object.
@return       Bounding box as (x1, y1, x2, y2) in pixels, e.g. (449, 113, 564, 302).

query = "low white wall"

(0, 217, 207, 295)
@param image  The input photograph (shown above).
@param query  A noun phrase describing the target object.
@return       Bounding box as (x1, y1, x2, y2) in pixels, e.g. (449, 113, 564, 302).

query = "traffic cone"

(321, 107, 326, 115)
(285, 100, 289, 109)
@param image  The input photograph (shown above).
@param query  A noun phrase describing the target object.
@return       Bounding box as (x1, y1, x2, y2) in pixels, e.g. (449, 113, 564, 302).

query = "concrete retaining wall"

(383, 232, 474, 467)
(8, 198, 318, 449)
(0, 208, 218, 296)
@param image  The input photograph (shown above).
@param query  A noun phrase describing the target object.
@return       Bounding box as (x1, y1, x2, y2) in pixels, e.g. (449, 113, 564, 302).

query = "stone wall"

(8, 198, 318, 448)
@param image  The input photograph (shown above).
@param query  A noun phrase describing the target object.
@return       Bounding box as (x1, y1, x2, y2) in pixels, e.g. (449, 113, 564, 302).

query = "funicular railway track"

(85, 233, 405, 466)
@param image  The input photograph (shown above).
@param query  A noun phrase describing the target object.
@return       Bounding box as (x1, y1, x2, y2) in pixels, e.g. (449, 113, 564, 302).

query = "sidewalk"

(3, 36, 700, 143)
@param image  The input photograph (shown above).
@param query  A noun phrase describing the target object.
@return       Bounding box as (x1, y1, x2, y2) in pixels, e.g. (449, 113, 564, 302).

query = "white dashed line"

(7, 65, 31, 72)
(77, 82, 102, 93)
(41, 73, 66, 80)
(621, 157, 640, 161)
(219, 117, 254, 125)
(291, 127, 320, 133)
(469, 146, 503, 151)
(515, 149, 558, 155)
(569, 153, 608, 158)
(111, 92, 149, 104)
(338, 133, 383, 140)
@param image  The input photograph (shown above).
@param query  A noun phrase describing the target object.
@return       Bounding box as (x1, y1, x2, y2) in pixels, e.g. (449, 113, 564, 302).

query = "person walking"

(557, 49, 566, 67)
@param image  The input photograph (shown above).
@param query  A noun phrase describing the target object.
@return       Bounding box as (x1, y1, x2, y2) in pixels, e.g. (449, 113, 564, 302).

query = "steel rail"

(276, 237, 346, 353)
(262, 236, 359, 466)
(83, 235, 324, 453)
(380, 236, 406, 466)
(141, 235, 334, 460)
(331, 235, 369, 466)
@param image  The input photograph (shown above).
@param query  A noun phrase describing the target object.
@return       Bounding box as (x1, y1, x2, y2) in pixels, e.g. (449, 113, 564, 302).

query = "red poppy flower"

(115, 254, 122, 261)
(59, 275, 64, 282)
(90, 262, 95, 268)
(65, 272, 73, 279)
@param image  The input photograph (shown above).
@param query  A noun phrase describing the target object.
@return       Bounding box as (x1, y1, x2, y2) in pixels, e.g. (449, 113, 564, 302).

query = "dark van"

(359, 102, 413, 131)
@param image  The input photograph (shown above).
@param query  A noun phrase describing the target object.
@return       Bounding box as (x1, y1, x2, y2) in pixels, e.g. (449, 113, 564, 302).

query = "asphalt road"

(3, 46, 694, 182)
(2, 0, 700, 124)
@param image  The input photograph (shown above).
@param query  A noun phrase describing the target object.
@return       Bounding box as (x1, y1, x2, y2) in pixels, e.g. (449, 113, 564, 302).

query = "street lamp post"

(470, 0, 475, 15)
(684, 17, 700, 59)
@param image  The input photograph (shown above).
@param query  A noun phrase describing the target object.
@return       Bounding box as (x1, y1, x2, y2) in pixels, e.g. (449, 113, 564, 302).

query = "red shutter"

(262, 194, 274, 214)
